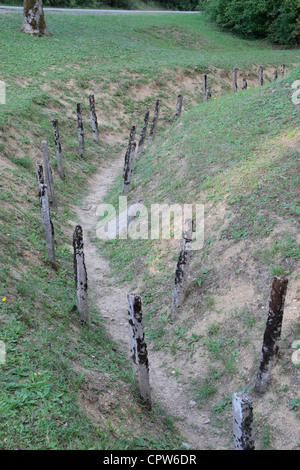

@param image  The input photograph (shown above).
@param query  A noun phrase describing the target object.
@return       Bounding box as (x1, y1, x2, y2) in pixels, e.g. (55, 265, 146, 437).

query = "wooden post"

(36, 162, 44, 191)
(232, 67, 238, 92)
(127, 293, 151, 409)
(202, 73, 207, 102)
(273, 69, 278, 81)
(255, 276, 288, 394)
(232, 392, 255, 450)
(281, 64, 285, 77)
(89, 94, 99, 142)
(122, 124, 136, 196)
(205, 86, 211, 102)
(42, 139, 55, 206)
(148, 99, 160, 143)
(242, 78, 248, 90)
(51, 118, 65, 180)
(39, 183, 56, 268)
(137, 107, 149, 157)
(259, 66, 264, 86)
(76, 103, 85, 157)
(73, 224, 88, 324)
(174, 94, 183, 121)
(171, 220, 193, 319)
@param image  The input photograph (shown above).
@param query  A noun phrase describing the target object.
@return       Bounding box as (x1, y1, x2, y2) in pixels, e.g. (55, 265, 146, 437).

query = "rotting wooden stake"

(76, 103, 85, 157)
(232, 392, 255, 450)
(122, 124, 136, 196)
(42, 139, 55, 206)
(202, 73, 207, 102)
(127, 293, 151, 409)
(171, 220, 193, 319)
(73, 224, 88, 324)
(137, 107, 149, 157)
(232, 67, 238, 92)
(205, 86, 211, 102)
(36, 162, 44, 192)
(242, 78, 248, 90)
(281, 64, 285, 77)
(259, 66, 264, 86)
(51, 118, 65, 180)
(89, 94, 99, 142)
(38, 182, 56, 269)
(174, 94, 183, 121)
(255, 276, 288, 394)
(148, 99, 160, 143)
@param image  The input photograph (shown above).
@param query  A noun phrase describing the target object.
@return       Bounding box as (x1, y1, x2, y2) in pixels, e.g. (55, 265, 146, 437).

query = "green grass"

(0, 10, 299, 450)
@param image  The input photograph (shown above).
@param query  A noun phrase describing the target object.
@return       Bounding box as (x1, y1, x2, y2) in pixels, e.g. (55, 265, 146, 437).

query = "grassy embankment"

(0, 10, 299, 449)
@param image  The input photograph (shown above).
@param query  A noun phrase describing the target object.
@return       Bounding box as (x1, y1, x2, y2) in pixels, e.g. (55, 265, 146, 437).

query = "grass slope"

(101, 69, 300, 449)
(0, 10, 299, 450)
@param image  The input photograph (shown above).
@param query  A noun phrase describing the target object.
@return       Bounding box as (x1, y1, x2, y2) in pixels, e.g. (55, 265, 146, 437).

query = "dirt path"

(72, 153, 222, 450)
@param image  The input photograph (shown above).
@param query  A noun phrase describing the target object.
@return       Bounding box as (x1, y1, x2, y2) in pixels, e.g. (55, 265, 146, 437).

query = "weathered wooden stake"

(148, 99, 160, 143)
(255, 276, 288, 394)
(51, 118, 65, 180)
(127, 293, 151, 409)
(39, 182, 56, 268)
(232, 392, 255, 450)
(202, 73, 207, 102)
(73, 224, 88, 324)
(205, 86, 211, 102)
(232, 67, 238, 92)
(36, 162, 44, 191)
(259, 66, 264, 86)
(122, 124, 136, 195)
(76, 103, 85, 157)
(242, 78, 248, 90)
(42, 139, 55, 206)
(89, 94, 99, 142)
(281, 64, 285, 77)
(171, 220, 193, 319)
(273, 69, 278, 81)
(137, 107, 149, 157)
(174, 94, 183, 121)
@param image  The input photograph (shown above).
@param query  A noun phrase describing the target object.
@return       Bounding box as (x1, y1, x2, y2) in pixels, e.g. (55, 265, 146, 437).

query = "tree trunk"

(21, 0, 50, 37)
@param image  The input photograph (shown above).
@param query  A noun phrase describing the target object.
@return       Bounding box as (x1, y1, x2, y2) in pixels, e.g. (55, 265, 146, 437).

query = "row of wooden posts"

(121, 64, 286, 195)
(203, 64, 286, 101)
(35, 91, 182, 318)
(35, 66, 288, 449)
